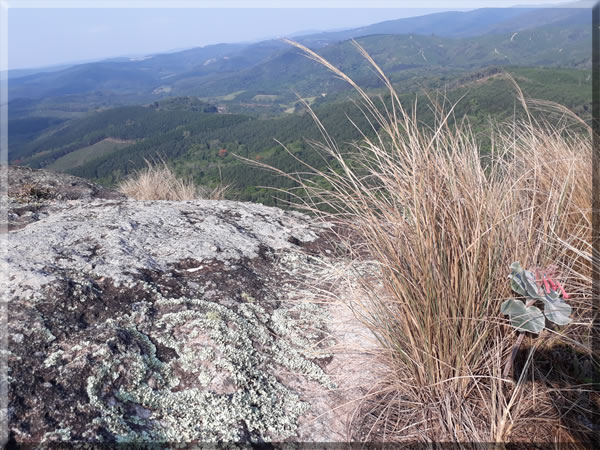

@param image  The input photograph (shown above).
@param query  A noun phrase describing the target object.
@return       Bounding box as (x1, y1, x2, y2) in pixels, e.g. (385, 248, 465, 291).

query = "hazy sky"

(6, 0, 578, 70)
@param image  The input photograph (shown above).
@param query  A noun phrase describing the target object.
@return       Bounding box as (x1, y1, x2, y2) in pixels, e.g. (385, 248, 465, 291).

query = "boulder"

(3, 165, 126, 231)
(1, 166, 379, 446)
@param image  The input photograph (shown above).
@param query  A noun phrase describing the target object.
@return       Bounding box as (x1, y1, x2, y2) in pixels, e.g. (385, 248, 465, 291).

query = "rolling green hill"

(11, 65, 590, 207)
(7, 6, 590, 121)
(186, 22, 590, 105)
(46, 139, 135, 172)
(296, 7, 588, 43)
(7, 5, 591, 208)
(11, 99, 247, 168)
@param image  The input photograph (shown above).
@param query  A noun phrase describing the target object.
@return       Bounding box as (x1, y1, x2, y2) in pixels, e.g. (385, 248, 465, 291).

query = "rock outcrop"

(3, 165, 126, 231)
(1, 166, 379, 446)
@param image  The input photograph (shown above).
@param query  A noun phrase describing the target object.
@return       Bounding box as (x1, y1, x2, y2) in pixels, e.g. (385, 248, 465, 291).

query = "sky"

(5, 0, 581, 70)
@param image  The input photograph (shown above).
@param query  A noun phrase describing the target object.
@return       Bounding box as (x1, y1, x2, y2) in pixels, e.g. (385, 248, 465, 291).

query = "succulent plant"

(501, 261, 572, 334)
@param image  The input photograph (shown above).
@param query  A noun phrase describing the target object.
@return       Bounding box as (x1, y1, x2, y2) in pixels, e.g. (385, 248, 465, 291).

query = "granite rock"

(1, 167, 373, 446)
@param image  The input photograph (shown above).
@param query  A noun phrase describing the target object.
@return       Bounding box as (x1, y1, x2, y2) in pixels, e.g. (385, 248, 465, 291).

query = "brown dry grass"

(117, 158, 228, 201)
(244, 39, 597, 444)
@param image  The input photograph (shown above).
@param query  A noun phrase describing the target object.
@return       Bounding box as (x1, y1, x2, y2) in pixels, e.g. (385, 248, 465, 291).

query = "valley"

(6, 5, 592, 207)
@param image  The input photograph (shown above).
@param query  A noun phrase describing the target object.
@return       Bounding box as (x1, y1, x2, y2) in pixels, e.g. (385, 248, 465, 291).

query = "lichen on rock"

(4, 167, 342, 446)
(82, 294, 334, 443)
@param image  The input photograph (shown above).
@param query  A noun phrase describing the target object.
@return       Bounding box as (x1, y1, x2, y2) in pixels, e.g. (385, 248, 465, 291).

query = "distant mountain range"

(7, 6, 590, 114)
(2, 3, 590, 144)
(294, 6, 588, 44)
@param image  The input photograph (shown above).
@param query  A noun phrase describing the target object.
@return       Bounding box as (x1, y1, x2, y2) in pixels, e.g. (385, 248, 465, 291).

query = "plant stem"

(503, 332, 524, 379)
(503, 298, 536, 379)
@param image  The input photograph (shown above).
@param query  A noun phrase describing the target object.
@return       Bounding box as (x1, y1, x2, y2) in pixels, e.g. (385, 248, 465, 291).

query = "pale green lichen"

(31, 326, 56, 343)
(241, 292, 256, 303)
(43, 349, 65, 368)
(205, 310, 221, 322)
(40, 427, 72, 443)
(84, 293, 334, 443)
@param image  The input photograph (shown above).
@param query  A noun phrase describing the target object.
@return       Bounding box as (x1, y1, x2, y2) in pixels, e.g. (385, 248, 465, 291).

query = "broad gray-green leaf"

(510, 261, 523, 272)
(541, 291, 572, 326)
(501, 298, 518, 316)
(508, 262, 541, 299)
(523, 270, 542, 298)
(509, 274, 527, 296)
(501, 298, 545, 334)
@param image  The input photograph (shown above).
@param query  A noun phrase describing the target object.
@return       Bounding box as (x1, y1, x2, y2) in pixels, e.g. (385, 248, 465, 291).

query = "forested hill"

(296, 6, 588, 43)
(7, 4, 591, 207)
(7, 7, 590, 119)
(10, 65, 591, 207)
(187, 23, 590, 104)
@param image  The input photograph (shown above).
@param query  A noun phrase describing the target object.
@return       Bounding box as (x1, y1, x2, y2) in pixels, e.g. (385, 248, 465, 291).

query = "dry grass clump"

(248, 40, 597, 443)
(197, 182, 229, 202)
(118, 158, 228, 201)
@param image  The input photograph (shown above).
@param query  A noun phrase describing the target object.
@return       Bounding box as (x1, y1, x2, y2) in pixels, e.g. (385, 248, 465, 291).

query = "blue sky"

(7, 0, 575, 70)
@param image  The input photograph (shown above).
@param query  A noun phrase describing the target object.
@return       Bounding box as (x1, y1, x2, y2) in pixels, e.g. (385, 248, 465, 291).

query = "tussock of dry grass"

(118, 158, 228, 201)
(245, 39, 597, 443)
